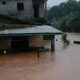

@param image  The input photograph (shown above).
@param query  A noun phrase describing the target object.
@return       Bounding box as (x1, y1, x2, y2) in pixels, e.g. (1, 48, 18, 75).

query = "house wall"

(0, 0, 46, 21)
(29, 35, 43, 47)
(0, 0, 34, 20)
(0, 39, 10, 50)
(39, 3, 45, 18)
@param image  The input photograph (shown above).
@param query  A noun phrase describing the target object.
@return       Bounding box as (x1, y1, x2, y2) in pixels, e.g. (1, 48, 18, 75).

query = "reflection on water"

(62, 44, 69, 49)
(0, 33, 80, 80)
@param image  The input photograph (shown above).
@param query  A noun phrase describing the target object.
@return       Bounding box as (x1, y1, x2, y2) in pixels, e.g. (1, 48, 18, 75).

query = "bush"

(61, 33, 70, 45)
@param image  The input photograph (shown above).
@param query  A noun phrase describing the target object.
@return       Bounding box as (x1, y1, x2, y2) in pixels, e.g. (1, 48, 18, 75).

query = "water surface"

(0, 33, 80, 80)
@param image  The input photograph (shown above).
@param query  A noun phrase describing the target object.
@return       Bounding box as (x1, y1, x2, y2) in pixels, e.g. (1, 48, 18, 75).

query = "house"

(0, 0, 47, 22)
(0, 0, 61, 53)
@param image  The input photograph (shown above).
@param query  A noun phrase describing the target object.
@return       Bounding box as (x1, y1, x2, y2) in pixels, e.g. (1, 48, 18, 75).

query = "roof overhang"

(0, 25, 62, 37)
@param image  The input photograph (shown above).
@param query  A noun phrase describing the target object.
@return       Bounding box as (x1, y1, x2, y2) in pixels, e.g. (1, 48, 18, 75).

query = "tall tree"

(48, 0, 80, 32)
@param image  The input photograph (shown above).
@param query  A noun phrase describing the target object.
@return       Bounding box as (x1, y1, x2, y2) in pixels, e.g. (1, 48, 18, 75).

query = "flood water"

(0, 33, 80, 80)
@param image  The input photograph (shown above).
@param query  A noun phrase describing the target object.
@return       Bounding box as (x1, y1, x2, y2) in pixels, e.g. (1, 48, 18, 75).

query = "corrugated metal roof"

(0, 25, 62, 37)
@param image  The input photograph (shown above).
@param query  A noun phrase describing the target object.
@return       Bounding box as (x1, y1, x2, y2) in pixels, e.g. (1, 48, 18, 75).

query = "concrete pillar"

(51, 35, 55, 52)
(44, 0, 47, 20)
(8, 38, 12, 53)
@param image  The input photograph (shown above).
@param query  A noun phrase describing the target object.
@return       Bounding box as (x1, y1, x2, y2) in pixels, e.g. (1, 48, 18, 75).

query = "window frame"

(17, 3, 24, 11)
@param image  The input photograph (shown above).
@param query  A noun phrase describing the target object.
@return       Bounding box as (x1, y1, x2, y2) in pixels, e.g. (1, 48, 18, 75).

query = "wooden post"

(38, 50, 40, 59)
(51, 35, 55, 52)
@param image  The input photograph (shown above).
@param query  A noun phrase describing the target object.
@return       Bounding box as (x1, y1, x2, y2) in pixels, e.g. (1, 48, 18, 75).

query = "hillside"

(48, 0, 80, 32)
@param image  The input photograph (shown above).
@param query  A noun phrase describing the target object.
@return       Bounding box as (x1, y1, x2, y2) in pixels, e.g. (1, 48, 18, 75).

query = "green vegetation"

(61, 33, 70, 45)
(48, 0, 80, 32)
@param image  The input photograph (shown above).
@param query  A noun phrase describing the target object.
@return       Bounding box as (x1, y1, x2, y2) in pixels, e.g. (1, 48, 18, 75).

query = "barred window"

(2, 1, 6, 4)
(17, 3, 24, 10)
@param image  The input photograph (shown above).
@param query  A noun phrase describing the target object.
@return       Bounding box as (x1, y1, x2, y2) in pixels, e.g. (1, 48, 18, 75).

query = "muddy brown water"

(0, 33, 80, 80)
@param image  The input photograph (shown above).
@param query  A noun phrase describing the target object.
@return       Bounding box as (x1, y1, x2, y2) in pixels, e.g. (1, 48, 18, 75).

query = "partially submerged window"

(2, 1, 6, 4)
(17, 3, 24, 10)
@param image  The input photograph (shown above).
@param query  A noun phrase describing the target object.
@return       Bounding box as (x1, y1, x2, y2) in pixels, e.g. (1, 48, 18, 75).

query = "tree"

(48, 0, 80, 32)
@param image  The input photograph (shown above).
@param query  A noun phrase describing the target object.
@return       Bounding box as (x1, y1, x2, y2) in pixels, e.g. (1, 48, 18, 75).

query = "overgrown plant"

(61, 33, 70, 45)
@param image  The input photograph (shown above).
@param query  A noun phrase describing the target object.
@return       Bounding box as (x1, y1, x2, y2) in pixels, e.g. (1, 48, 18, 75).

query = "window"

(17, 3, 24, 10)
(2, 1, 6, 4)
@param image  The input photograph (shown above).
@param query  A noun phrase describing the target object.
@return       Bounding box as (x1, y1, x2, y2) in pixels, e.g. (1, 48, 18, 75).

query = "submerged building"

(0, 0, 61, 53)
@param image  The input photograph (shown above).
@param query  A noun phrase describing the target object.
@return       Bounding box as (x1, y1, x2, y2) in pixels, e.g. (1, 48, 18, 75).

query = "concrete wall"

(29, 35, 43, 47)
(0, 0, 45, 21)
(39, 3, 45, 18)
(0, 39, 10, 50)
(0, 0, 34, 20)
